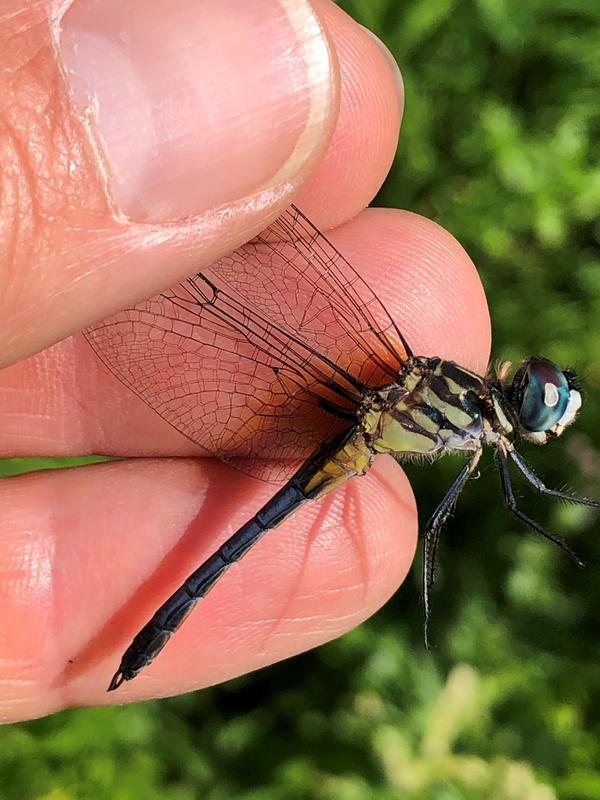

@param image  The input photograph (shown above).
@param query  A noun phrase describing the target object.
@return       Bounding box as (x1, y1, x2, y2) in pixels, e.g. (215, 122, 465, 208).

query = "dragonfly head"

(506, 356, 582, 444)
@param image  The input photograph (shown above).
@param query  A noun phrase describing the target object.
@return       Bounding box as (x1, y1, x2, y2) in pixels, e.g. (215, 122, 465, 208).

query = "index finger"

(0, 208, 490, 458)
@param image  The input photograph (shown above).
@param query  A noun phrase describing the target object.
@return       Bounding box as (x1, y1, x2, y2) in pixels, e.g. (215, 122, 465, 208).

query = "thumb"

(0, 0, 337, 366)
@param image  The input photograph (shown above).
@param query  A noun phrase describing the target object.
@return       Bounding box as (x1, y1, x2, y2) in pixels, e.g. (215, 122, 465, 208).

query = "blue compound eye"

(519, 359, 571, 432)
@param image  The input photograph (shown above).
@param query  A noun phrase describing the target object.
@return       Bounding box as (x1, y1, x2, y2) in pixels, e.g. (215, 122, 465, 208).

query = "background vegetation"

(2, 0, 600, 797)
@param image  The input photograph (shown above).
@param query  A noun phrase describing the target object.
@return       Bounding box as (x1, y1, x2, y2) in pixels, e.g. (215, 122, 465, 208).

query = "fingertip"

(294, 0, 403, 226)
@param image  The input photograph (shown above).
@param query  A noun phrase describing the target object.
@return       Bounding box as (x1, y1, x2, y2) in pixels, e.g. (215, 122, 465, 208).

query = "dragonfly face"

(504, 356, 583, 443)
(83, 205, 598, 691)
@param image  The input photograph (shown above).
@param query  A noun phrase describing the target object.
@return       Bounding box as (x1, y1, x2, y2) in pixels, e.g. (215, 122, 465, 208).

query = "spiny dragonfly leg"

(508, 447, 600, 509)
(107, 480, 308, 691)
(422, 526, 443, 650)
(422, 451, 481, 649)
(496, 450, 585, 567)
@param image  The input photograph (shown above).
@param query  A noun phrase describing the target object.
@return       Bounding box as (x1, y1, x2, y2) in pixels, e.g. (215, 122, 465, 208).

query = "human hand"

(0, 0, 490, 720)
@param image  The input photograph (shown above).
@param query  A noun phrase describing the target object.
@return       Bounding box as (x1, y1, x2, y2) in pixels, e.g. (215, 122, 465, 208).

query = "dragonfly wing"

(86, 274, 357, 482)
(211, 205, 411, 385)
(84, 205, 411, 482)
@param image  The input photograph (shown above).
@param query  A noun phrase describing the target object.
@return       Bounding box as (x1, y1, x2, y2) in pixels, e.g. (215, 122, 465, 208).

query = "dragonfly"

(84, 204, 599, 692)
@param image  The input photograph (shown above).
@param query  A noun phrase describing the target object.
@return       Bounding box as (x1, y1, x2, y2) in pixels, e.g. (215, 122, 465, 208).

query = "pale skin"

(0, 0, 490, 721)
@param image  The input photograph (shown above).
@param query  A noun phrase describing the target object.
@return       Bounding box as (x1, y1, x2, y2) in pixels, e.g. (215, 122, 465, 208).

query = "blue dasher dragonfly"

(84, 205, 599, 691)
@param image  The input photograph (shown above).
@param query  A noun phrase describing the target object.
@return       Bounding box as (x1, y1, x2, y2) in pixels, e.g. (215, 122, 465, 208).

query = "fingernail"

(360, 25, 404, 109)
(59, 0, 334, 222)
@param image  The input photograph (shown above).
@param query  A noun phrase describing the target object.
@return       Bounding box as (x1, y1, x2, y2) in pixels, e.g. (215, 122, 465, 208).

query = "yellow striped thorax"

(362, 357, 512, 457)
(300, 357, 519, 501)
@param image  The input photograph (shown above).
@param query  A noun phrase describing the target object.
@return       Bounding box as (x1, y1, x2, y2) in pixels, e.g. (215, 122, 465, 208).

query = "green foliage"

(2, 0, 600, 797)
(0, 457, 110, 478)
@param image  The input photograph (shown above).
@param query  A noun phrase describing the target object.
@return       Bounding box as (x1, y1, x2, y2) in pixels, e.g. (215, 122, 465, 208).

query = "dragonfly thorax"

(362, 357, 505, 459)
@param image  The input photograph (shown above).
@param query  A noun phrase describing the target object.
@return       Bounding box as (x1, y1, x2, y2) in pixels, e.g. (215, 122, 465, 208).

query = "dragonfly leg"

(422, 450, 481, 649)
(422, 526, 443, 650)
(496, 449, 585, 567)
(508, 447, 600, 508)
(107, 480, 308, 691)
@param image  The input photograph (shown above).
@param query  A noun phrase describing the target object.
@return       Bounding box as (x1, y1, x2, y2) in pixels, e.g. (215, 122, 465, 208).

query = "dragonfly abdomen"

(108, 428, 373, 691)
(107, 480, 309, 690)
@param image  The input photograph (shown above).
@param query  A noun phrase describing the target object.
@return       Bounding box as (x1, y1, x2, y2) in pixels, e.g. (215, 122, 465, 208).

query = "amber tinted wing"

(84, 205, 410, 482)
(211, 206, 411, 385)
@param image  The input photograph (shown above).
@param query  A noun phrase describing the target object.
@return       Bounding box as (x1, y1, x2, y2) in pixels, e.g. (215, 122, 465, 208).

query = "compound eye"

(519, 359, 573, 432)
